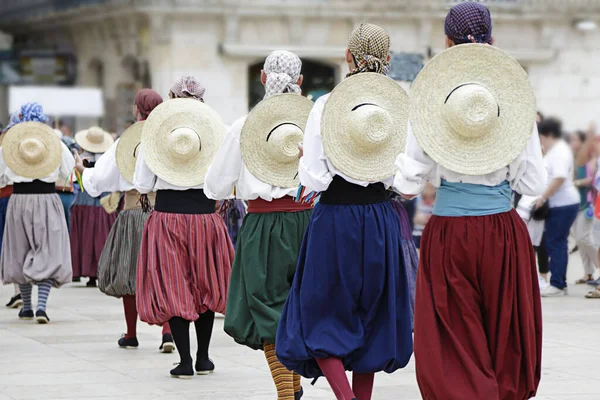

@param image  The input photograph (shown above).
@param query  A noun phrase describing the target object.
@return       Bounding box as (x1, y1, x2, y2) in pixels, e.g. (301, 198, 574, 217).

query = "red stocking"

(122, 295, 138, 339)
(162, 323, 171, 335)
(352, 372, 374, 400)
(316, 357, 355, 400)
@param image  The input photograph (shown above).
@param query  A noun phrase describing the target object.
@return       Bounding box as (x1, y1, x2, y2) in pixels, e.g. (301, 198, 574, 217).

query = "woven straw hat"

(410, 44, 536, 175)
(321, 72, 409, 181)
(75, 126, 114, 154)
(240, 94, 313, 188)
(142, 98, 226, 187)
(115, 121, 144, 184)
(2, 122, 62, 179)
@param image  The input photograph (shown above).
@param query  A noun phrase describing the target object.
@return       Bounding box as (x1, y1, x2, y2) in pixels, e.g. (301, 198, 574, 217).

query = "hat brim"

(116, 121, 145, 184)
(409, 43, 536, 176)
(75, 130, 114, 154)
(240, 94, 314, 188)
(321, 73, 409, 182)
(2, 122, 62, 179)
(142, 98, 226, 187)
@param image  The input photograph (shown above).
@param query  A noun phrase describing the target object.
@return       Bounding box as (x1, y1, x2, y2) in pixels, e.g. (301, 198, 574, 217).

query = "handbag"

(532, 200, 549, 221)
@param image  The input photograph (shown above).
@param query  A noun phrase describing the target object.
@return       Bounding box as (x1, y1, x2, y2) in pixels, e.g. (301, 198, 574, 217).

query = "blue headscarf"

(2, 102, 48, 132)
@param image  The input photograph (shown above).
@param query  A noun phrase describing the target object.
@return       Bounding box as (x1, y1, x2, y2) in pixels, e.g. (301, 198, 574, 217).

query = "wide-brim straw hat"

(410, 43, 536, 175)
(142, 98, 226, 187)
(116, 121, 144, 184)
(321, 72, 409, 182)
(240, 94, 314, 188)
(2, 122, 62, 179)
(75, 126, 114, 154)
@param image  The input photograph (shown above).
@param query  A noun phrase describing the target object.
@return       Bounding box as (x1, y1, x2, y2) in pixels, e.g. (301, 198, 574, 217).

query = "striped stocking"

(293, 373, 302, 394)
(37, 280, 52, 311)
(19, 284, 33, 311)
(264, 343, 295, 400)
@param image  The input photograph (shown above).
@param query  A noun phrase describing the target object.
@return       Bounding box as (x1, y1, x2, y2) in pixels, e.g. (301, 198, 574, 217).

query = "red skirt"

(136, 211, 234, 325)
(415, 210, 542, 400)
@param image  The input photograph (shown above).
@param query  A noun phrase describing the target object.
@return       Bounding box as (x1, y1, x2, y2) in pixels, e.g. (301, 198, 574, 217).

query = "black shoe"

(6, 293, 23, 309)
(18, 308, 34, 320)
(295, 387, 304, 400)
(86, 278, 97, 288)
(72, 277, 81, 282)
(159, 333, 175, 353)
(570, 245, 579, 254)
(35, 310, 50, 324)
(170, 361, 194, 379)
(195, 358, 215, 375)
(118, 336, 139, 349)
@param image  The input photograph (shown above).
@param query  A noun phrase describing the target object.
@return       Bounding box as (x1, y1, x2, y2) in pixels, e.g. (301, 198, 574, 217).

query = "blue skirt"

(275, 201, 413, 378)
(58, 192, 75, 232)
(0, 197, 9, 257)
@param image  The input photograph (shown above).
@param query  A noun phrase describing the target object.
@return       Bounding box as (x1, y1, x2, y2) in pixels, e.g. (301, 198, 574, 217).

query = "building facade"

(1, 0, 600, 132)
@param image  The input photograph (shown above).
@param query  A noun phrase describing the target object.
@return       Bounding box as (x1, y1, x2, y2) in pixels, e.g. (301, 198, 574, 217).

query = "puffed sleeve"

(204, 117, 244, 200)
(508, 124, 547, 196)
(393, 123, 436, 196)
(58, 142, 75, 185)
(0, 149, 9, 189)
(82, 141, 122, 198)
(298, 95, 334, 193)
(133, 148, 156, 194)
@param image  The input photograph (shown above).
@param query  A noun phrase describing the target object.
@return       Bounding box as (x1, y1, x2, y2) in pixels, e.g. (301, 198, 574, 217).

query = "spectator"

(412, 183, 435, 249)
(537, 118, 580, 297)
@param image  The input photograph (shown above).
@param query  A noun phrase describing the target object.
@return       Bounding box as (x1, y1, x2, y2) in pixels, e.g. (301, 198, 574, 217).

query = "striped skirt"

(136, 211, 234, 325)
(98, 208, 148, 298)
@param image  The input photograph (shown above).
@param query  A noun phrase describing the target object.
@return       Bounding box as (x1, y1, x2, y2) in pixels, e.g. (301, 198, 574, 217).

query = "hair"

(574, 130, 587, 144)
(538, 117, 562, 139)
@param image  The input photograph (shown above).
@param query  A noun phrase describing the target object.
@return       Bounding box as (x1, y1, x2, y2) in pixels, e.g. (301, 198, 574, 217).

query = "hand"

(298, 143, 303, 159)
(74, 152, 86, 174)
(400, 193, 416, 200)
(534, 197, 546, 210)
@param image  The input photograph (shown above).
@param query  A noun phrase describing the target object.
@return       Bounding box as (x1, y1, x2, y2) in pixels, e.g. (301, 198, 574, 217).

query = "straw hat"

(142, 98, 226, 187)
(75, 126, 114, 154)
(321, 72, 409, 182)
(115, 121, 144, 184)
(409, 43, 536, 175)
(240, 94, 313, 188)
(1, 122, 62, 179)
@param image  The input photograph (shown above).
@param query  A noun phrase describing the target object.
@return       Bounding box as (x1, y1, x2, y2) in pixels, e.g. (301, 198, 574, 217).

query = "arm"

(540, 178, 565, 204)
(574, 176, 593, 188)
(81, 142, 122, 198)
(204, 119, 243, 200)
(298, 96, 333, 192)
(509, 125, 547, 196)
(133, 148, 156, 194)
(392, 123, 435, 197)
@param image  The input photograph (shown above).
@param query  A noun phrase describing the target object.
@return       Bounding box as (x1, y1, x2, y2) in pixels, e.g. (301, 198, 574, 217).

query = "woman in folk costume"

(74, 89, 174, 352)
(134, 88, 233, 378)
(0, 106, 74, 324)
(395, 3, 546, 399)
(276, 24, 413, 400)
(205, 50, 312, 400)
(70, 126, 117, 287)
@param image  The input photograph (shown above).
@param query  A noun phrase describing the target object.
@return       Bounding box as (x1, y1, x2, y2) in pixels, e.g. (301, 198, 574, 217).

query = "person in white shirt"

(537, 118, 580, 297)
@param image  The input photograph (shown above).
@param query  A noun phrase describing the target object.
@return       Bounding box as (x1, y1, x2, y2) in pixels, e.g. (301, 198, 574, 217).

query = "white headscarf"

(263, 50, 302, 99)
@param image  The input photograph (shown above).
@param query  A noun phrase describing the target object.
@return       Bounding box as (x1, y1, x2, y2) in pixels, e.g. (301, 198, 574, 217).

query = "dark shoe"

(72, 277, 81, 282)
(195, 358, 215, 375)
(170, 361, 194, 379)
(18, 308, 34, 320)
(159, 333, 175, 353)
(295, 387, 304, 400)
(86, 278, 97, 288)
(35, 310, 50, 324)
(118, 335, 139, 349)
(570, 245, 579, 254)
(6, 293, 23, 309)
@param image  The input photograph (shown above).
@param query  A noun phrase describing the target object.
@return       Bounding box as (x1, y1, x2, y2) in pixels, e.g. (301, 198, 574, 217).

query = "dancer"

(0, 104, 74, 324)
(205, 50, 312, 400)
(134, 93, 233, 378)
(71, 126, 116, 287)
(75, 89, 174, 352)
(396, 3, 546, 399)
(276, 24, 413, 400)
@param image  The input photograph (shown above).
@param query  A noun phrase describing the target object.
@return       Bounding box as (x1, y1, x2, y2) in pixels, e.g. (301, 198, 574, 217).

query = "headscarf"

(346, 23, 391, 78)
(444, 2, 493, 45)
(263, 50, 302, 99)
(2, 102, 48, 132)
(170, 75, 206, 102)
(134, 89, 163, 121)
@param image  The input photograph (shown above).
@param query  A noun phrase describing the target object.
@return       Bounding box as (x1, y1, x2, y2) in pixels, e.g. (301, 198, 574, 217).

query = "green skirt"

(224, 209, 312, 350)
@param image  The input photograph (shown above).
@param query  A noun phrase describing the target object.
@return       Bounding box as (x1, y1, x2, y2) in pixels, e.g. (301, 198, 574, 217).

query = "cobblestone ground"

(1, 254, 599, 400)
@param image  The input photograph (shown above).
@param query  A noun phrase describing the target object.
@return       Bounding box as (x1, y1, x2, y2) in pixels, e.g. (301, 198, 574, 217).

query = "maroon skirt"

(136, 211, 234, 325)
(415, 210, 542, 400)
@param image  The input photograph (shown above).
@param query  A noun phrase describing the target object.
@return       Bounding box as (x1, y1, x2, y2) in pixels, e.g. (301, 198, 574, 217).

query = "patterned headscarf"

(263, 50, 302, 99)
(170, 75, 206, 102)
(3, 102, 48, 132)
(445, 2, 493, 45)
(346, 23, 391, 78)
(134, 89, 163, 121)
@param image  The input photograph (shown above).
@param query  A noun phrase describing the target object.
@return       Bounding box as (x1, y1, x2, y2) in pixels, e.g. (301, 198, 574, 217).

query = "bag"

(532, 200, 549, 221)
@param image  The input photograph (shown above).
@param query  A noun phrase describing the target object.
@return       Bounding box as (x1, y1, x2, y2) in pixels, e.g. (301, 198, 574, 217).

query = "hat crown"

(87, 127, 106, 144)
(349, 104, 392, 148)
(18, 137, 46, 164)
(168, 127, 200, 159)
(267, 124, 303, 162)
(444, 84, 498, 139)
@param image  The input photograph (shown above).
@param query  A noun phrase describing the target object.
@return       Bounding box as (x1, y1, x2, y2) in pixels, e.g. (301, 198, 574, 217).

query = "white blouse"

(204, 116, 297, 201)
(299, 94, 395, 193)
(0, 142, 75, 189)
(82, 140, 133, 198)
(133, 147, 204, 194)
(394, 123, 547, 197)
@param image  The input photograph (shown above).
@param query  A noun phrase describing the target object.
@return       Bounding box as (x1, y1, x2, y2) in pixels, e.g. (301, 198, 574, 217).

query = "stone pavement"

(1, 255, 599, 400)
